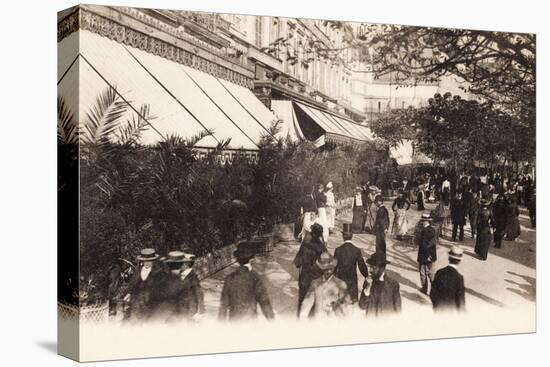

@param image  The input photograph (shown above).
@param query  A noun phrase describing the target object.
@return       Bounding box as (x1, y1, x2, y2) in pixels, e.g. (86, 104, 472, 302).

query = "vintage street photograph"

(57, 4, 536, 361)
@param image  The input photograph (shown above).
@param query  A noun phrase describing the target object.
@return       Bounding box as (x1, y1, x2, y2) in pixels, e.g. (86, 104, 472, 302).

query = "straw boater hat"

(164, 250, 196, 263)
(366, 252, 390, 266)
(137, 248, 159, 261)
(420, 213, 432, 222)
(316, 252, 338, 270)
(448, 245, 464, 261)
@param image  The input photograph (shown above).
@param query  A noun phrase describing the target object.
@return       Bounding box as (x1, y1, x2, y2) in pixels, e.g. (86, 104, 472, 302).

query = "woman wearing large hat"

(294, 222, 328, 313)
(474, 199, 495, 261)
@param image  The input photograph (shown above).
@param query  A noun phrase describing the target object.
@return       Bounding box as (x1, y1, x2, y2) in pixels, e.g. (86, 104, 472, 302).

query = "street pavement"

(201, 199, 536, 319)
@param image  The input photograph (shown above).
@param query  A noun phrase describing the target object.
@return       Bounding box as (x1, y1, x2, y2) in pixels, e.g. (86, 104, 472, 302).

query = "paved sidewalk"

(202, 200, 536, 318)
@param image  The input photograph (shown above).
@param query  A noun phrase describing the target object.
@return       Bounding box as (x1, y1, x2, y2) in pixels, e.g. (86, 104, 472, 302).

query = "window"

(255, 17, 263, 48)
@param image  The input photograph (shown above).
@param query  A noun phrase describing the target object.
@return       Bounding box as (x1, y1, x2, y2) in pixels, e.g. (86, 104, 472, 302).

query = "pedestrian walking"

(334, 224, 369, 302)
(299, 252, 351, 319)
(325, 181, 336, 233)
(450, 193, 467, 242)
(297, 185, 317, 239)
(474, 199, 495, 261)
(492, 194, 508, 248)
(219, 242, 275, 321)
(468, 193, 479, 239)
(359, 252, 402, 317)
(294, 222, 327, 312)
(430, 246, 466, 312)
(365, 185, 381, 232)
(505, 196, 521, 241)
(373, 195, 390, 259)
(417, 184, 425, 210)
(124, 248, 162, 321)
(417, 214, 437, 294)
(351, 186, 365, 233)
(441, 177, 451, 206)
(392, 190, 411, 240)
(152, 250, 205, 322)
(314, 183, 329, 242)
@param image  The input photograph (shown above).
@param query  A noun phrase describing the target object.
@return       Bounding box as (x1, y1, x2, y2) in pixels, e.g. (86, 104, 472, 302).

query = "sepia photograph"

(57, 3, 536, 362)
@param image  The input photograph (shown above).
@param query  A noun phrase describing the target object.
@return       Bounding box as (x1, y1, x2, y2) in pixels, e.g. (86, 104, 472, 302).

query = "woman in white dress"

(325, 182, 336, 233)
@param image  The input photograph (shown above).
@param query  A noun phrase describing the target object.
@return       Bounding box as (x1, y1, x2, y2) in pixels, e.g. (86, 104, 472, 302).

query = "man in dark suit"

(334, 224, 369, 302)
(450, 193, 467, 241)
(373, 195, 390, 259)
(417, 214, 437, 294)
(430, 246, 466, 312)
(151, 250, 205, 322)
(360, 252, 401, 317)
(219, 242, 275, 321)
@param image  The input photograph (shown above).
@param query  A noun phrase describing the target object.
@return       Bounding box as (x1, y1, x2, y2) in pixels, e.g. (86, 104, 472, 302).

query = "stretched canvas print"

(57, 3, 536, 362)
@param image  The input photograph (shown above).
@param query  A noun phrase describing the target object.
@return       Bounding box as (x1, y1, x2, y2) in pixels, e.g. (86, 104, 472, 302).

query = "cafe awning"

(58, 30, 278, 151)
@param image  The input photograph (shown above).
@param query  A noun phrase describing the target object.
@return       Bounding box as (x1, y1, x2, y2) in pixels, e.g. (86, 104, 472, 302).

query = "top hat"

(342, 223, 352, 235)
(366, 252, 390, 266)
(316, 252, 338, 270)
(233, 241, 256, 260)
(137, 248, 159, 261)
(164, 250, 195, 263)
(448, 245, 464, 261)
(420, 213, 432, 222)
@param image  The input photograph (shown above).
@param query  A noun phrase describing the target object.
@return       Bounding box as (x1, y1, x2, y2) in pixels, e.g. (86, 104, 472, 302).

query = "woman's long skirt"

(393, 209, 409, 237)
(326, 206, 336, 230)
(475, 226, 492, 260)
(351, 206, 364, 233)
(505, 216, 521, 240)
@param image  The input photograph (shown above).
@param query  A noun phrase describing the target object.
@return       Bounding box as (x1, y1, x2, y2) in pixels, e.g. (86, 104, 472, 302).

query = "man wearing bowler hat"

(219, 242, 275, 321)
(360, 252, 401, 317)
(334, 223, 369, 302)
(417, 213, 437, 295)
(299, 252, 351, 319)
(430, 245, 466, 312)
(124, 248, 161, 321)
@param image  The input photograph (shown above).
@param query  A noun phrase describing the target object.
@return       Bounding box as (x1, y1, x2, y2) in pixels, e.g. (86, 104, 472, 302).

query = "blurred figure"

(334, 224, 369, 302)
(294, 223, 327, 313)
(219, 242, 274, 321)
(124, 248, 162, 321)
(505, 196, 521, 241)
(373, 195, 390, 259)
(392, 190, 411, 240)
(430, 246, 466, 312)
(528, 189, 536, 228)
(360, 252, 401, 317)
(299, 252, 351, 319)
(474, 199, 495, 261)
(450, 193, 467, 242)
(417, 214, 437, 295)
(325, 182, 336, 233)
(492, 194, 508, 248)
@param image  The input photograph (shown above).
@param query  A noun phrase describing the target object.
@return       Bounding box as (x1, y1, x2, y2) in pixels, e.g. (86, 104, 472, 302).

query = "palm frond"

(57, 96, 79, 146)
(82, 86, 129, 146)
(115, 104, 154, 146)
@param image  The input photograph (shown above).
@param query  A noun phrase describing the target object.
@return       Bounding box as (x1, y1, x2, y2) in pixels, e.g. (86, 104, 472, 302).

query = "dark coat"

(430, 265, 465, 311)
(294, 238, 327, 305)
(493, 199, 508, 229)
(373, 205, 390, 234)
(450, 198, 467, 225)
(334, 242, 369, 302)
(475, 208, 495, 259)
(417, 225, 437, 264)
(126, 265, 163, 320)
(151, 270, 204, 320)
(363, 276, 402, 317)
(301, 194, 317, 213)
(219, 266, 275, 321)
(314, 190, 327, 208)
(505, 202, 521, 240)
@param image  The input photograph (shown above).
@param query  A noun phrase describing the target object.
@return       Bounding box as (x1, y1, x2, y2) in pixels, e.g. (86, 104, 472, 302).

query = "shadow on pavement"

(505, 271, 536, 302)
(465, 287, 506, 308)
